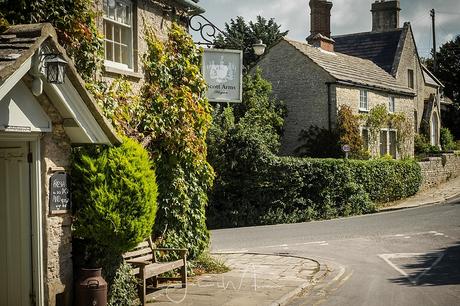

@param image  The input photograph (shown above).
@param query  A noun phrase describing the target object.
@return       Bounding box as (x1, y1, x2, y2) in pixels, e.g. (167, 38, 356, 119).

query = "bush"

(414, 133, 441, 155)
(207, 155, 421, 229)
(72, 137, 158, 254)
(108, 262, 139, 306)
(295, 125, 341, 158)
(440, 127, 457, 151)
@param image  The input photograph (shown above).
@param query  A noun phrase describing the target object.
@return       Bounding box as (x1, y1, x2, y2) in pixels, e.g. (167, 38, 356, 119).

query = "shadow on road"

(390, 242, 460, 286)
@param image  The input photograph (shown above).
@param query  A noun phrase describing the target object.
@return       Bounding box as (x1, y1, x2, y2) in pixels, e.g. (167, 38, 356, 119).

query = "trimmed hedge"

(72, 137, 158, 254)
(207, 155, 422, 229)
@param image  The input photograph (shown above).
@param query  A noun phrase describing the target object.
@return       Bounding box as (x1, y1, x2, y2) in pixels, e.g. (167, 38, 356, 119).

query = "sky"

(194, 0, 460, 58)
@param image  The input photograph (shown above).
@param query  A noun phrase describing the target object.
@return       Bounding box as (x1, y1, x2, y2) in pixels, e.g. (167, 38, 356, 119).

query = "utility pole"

(430, 8, 437, 72)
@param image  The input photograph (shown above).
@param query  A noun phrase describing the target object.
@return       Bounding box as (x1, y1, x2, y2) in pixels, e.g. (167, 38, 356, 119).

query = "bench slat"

(144, 260, 184, 277)
(123, 247, 152, 259)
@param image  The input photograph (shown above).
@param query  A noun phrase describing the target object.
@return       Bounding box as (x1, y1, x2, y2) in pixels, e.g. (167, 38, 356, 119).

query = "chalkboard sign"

(49, 172, 71, 214)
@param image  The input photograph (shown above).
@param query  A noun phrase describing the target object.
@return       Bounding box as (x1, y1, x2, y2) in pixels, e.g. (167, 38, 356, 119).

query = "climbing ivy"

(140, 23, 214, 259)
(364, 104, 412, 158)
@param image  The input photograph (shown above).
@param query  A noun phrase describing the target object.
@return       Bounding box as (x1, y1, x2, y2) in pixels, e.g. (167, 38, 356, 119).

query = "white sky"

(195, 0, 460, 58)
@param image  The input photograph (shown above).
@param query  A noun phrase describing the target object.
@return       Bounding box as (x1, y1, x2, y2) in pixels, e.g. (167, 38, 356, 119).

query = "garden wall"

(419, 153, 460, 190)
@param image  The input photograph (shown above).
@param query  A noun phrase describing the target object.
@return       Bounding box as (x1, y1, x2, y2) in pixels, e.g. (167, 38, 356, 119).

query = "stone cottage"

(255, 0, 442, 157)
(0, 1, 204, 306)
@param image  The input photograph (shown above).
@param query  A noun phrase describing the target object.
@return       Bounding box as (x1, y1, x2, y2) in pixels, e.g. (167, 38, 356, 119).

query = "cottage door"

(0, 141, 33, 306)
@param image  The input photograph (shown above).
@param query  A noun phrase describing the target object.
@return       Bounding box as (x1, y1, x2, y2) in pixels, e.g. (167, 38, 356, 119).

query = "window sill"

(103, 64, 143, 80)
(359, 108, 369, 113)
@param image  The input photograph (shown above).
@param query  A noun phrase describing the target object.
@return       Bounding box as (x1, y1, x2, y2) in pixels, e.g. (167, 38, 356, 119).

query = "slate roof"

(283, 38, 414, 96)
(0, 23, 121, 144)
(333, 28, 403, 74)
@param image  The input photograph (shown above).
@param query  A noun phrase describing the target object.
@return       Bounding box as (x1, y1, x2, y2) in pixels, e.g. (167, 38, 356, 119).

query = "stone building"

(0, 1, 204, 306)
(255, 0, 442, 157)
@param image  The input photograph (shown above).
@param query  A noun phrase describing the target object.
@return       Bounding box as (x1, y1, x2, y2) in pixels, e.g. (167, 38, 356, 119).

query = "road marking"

(378, 253, 445, 285)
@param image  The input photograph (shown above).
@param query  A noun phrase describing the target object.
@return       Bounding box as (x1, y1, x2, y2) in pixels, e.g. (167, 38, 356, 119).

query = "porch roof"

(0, 23, 121, 145)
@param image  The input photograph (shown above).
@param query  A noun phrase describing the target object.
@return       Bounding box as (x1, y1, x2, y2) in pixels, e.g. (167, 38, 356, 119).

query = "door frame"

(0, 132, 44, 306)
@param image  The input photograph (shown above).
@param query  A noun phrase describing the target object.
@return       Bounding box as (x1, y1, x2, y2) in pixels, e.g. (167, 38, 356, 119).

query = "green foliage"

(207, 155, 421, 229)
(141, 23, 214, 259)
(295, 125, 341, 158)
(0, 0, 103, 80)
(190, 253, 230, 276)
(337, 105, 366, 158)
(214, 16, 288, 67)
(86, 79, 143, 140)
(108, 262, 139, 306)
(72, 137, 158, 254)
(440, 127, 457, 151)
(414, 133, 441, 155)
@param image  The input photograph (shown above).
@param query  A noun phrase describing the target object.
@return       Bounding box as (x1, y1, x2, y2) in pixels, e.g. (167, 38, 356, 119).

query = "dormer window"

(103, 0, 133, 70)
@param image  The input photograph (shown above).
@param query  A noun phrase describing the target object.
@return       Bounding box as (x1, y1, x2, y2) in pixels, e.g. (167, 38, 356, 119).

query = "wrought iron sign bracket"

(188, 14, 226, 46)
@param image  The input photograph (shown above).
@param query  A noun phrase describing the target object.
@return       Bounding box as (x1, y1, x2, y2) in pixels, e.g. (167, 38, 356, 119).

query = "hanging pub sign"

(49, 172, 71, 214)
(202, 49, 243, 103)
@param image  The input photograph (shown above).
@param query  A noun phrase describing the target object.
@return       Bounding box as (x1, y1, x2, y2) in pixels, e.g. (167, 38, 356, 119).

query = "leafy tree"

(214, 16, 288, 67)
(425, 36, 460, 138)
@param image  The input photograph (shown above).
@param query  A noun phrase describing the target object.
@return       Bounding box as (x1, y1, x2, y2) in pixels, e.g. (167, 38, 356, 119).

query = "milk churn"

(76, 268, 107, 306)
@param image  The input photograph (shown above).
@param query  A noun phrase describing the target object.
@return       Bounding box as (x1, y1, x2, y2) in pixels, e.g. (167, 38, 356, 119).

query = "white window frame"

(359, 89, 369, 112)
(379, 128, 398, 158)
(388, 96, 395, 113)
(103, 0, 134, 71)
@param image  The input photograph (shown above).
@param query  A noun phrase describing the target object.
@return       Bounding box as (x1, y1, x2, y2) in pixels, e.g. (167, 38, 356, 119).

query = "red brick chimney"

(371, 0, 401, 32)
(307, 0, 335, 52)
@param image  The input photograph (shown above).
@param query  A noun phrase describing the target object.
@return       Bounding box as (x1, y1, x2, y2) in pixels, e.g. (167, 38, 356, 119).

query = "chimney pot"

(371, 0, 401, 32)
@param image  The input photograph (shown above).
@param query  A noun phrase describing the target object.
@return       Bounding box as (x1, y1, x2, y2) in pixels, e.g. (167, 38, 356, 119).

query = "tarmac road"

(211, 197, 460, 306)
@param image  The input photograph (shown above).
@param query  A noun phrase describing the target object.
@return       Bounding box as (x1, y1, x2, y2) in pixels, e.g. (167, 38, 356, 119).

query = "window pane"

(104, 22, 112, 40)
(380, 130, 388, 156)
(105, 41, 113, 61)
(121, 45, 129, 65)
(389, 131, 397, 158)
(114, 43, 121, 63)
(114, 25, 121, 43)
(362, 129, 369, 151)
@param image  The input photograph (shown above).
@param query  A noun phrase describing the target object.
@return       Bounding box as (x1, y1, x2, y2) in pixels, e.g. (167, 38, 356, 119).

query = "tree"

(425, 35, 460, 138)
(214, 16, 288, 67)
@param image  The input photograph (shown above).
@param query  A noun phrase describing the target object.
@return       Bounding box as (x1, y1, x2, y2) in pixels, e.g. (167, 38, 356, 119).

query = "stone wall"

(257, 40, 335, 155)
(37, 91, 73, 306)
(419, 153, 460, 190)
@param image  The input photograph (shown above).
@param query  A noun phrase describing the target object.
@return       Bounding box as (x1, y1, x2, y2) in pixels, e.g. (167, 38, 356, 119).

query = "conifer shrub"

(72, 137, 158, 254)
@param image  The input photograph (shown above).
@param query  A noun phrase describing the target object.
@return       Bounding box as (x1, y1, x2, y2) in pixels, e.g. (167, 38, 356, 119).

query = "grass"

(190, 252, 230, 276)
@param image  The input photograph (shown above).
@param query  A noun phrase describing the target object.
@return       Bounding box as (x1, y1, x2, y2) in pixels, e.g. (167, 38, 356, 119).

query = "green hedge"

(207, 155, 421, 229)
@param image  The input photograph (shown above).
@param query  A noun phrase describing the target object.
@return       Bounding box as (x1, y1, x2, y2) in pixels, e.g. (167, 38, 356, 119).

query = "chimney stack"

(371, 0, 401, 32)
(307, 0, 335, 52)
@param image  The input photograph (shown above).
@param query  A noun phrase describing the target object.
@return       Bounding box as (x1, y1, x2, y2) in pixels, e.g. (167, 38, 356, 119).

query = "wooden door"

(0, 141, 33, 306)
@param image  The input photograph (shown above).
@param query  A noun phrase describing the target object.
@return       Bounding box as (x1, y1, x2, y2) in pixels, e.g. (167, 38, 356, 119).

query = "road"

(210, 198, 460, 306)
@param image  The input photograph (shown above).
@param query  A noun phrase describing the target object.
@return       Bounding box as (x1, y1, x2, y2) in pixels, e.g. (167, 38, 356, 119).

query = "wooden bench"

(123, 237, 187, 305)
